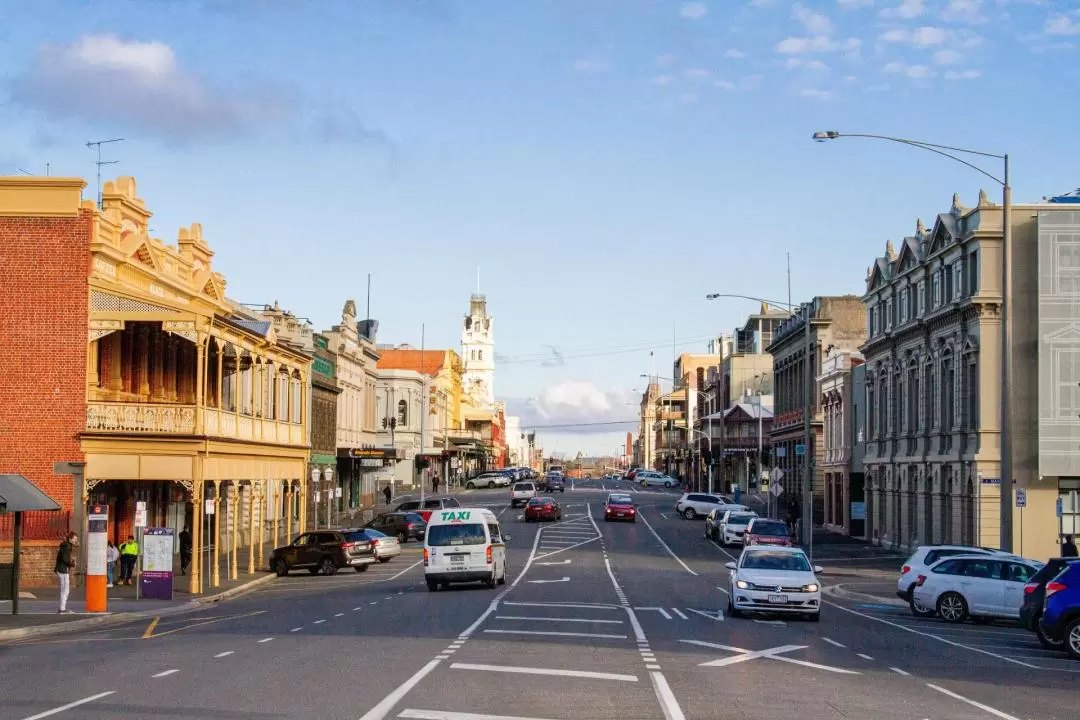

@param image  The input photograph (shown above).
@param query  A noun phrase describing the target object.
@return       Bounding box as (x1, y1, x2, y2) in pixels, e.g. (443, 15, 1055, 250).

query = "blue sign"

(1057, 497, 1064, 518)
(850, 501, 866, 521)
(1016, 488, 1027, 508)
(981, 477, 1001, 485)
(776, 447, 787, 457)
(795, 444, 806, 456)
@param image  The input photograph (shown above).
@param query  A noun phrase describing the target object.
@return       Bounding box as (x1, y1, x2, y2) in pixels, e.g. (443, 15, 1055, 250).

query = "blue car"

(1039, 560, 1080, 660)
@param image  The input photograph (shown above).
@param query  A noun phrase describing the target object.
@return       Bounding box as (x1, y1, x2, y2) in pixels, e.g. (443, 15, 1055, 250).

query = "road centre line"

(637, 511, 698, 576)
(399, 710, 560, 720)
(822, 638, 846, 648)
(926, 683, 1022, 720)
(484, 629, 627, 639)
(495, 615, 624, 624)
(258, 637, 274, 643)
(314, 620, 326, 624)
(450, 663, 638, 682)
(857, 653, 874, 660)
(290, 627, 303, 632)
(823, 600, 1040, 668)
(18, 691, 117, 720)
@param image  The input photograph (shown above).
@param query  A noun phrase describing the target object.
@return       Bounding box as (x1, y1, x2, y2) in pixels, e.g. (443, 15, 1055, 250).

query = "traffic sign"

(1057, 497, 1064, 518)
(770, 482, 784, 497)
(1016, 488, 1027, 508)
(795, 444, 806, 456)
(134, 501, 147, 528)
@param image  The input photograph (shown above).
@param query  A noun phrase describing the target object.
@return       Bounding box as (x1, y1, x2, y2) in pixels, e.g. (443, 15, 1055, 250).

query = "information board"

(140, 527, 174, 600)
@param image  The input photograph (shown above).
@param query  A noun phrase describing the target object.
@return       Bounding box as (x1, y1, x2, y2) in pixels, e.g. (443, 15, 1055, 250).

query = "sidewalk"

(0, 549, 273, 642)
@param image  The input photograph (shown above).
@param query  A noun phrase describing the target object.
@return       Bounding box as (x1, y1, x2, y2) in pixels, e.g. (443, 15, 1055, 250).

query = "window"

(479, 350, 483, 361)
(967, 361, 978, 429)
(867, 385, 876, 439)
(932, 272, 941, 307)
(954, 261, 964, 300)
(917, 281, 925, 316)
(968, 250, 979, 295)
(868, 308, 875, 337)
(397, 398, 408, 426)
(886, 299, 893, 329)
(944, 265, 953, 301)
(291, 376, 302, 423)
(1056, 349, 1080, 419)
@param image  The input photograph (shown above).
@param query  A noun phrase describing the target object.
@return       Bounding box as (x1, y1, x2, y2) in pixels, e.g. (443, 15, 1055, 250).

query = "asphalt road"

(0, 477, 1073, 720)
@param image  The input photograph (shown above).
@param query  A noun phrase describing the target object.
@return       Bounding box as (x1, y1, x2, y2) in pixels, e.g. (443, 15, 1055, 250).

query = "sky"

(2, 0, 1078, 457)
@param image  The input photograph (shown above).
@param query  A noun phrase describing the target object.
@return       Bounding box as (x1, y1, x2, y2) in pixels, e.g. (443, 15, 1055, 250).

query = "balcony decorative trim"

(89, 319, 125, 343)
(162, 320, 198, 344)
(86, 402, 196, 434)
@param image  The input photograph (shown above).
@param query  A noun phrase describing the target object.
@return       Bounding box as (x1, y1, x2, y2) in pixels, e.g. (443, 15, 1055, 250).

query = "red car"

(743, 518, 793, 547)
(524, 497, 562, 522)
(604, 493, 636, 522)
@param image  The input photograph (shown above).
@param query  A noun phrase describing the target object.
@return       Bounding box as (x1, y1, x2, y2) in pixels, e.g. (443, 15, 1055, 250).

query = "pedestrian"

(432, 473, 439, 494)
(55, 531, 78, 613)
(106, 540, 119, 588)
(119, 534, 139, 585)
(1063, 534, 1079, 558)
(179, 527, 193, 576)
(383, 484, 392, 505)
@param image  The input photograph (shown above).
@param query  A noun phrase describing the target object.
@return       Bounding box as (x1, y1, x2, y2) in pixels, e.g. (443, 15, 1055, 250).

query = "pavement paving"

(0, 479, 1072, 720)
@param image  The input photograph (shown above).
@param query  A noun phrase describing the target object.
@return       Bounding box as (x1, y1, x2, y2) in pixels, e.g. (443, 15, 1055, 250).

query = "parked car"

(638, 471, 677, 488)
(358, 528, 401, 562)
(1038, 560, 1080, 660)
(270, 529, 376, 576)
(394, 496, 462, 523)
(604, 493, 636, 522)
(524, 497, 562, 522)
(716, 510, 759, 546)
(366, 511, 427, 543)
(1020, 557, 1073, 649)
(466, 472, 512, 489)
(675, 493, 746, 520)
(743, 518, 793, 547)
(897, 544, 1018, 617)
(726, 546, 823, 621)
(911, 554, 1044, 623)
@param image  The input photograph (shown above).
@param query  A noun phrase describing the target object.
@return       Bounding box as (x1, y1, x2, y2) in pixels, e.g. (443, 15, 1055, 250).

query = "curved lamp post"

(812, 130, 1013, 552)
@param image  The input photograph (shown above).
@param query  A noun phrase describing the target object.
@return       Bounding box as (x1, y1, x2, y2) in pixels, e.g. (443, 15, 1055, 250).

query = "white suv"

(896, 544, 1018, 616)
(510, 482, 537, 508)
(675, 493, 748, 520)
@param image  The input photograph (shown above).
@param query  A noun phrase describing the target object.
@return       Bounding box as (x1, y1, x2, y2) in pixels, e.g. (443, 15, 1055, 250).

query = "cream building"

(819, 349, 865, 536)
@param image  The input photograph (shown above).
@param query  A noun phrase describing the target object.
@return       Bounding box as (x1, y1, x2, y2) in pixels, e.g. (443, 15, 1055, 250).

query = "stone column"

(195, 337, 205, 434)
(255, 480, 265, 572)
(272, 479, 280, 550)
(108, 333, 123, 392)
(190, 480, 202, 595)
(247, 483, 257, 575)
(137, 325, 151, 397)
(88, 339, 100, 387)
(164, 337, 176, 402)
(285, 482, 293, 542)
(230, 483, 239, 581)
(212, 480, 221, 588)
(150, 330, 162, 400)
(122, 326, 135, 393)
(215, 341, 224, 409)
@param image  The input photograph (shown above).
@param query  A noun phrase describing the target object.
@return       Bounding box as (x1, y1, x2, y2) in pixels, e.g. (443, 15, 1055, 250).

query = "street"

(0, 481, 1073, 720)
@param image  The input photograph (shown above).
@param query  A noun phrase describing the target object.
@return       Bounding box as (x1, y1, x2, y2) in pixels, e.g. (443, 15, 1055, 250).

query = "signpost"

(134, 501, 146, 600)
(86, 504, 108, 613)
(140, 528, 175, 600)
(1016, 488, 1026, 556)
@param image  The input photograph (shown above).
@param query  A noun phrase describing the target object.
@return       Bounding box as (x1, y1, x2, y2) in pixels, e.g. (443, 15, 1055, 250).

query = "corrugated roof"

(377, 348, 447, 375)
(229, 318, 273, 337)
(724, 402, 773, 420)
(0, 474, 62, 512)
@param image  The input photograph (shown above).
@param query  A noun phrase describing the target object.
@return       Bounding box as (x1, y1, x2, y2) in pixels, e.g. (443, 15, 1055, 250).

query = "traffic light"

(382, 417, 388, 429)
(390, 417, 397, 429)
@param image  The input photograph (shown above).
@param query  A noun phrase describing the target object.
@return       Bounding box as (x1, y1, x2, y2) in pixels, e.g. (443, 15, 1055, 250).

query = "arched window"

(397, 399, 408, 426)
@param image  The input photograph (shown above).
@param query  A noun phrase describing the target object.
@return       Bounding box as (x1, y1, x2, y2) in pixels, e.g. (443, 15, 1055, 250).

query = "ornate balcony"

(86, 402, 196, 434)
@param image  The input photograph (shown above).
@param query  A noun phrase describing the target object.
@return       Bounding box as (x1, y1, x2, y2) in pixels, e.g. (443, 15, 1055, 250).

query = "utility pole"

(86, 138, 124, 208)
(419, 323, 427, 505)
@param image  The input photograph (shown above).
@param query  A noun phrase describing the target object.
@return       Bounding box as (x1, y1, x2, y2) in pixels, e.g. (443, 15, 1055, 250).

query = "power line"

(519, 419, 638, 429)
(497, 335, 715, 366)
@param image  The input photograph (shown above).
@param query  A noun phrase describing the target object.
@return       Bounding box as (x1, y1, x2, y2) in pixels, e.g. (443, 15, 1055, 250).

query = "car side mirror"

(813, 565, 824, 574)
(725, 561, 737, 570)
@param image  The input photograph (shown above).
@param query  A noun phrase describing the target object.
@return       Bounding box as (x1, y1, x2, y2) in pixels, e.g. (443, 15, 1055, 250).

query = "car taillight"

(915, 575, 927, 587)
(340, 542, 355, 550)
(1046, 581, 1067, 597)
(423, 548, 429, 566)
(372, 539, 381, 547)
(486, 546, 493, 565)
(1024, 582, 1039, 595)
(901, 565, 911, 576)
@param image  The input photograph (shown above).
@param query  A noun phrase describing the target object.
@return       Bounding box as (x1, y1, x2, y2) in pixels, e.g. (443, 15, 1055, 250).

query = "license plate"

(451, 555, 465, 564)
(767, 594, 788, 604)
(616, 513, 625, 517)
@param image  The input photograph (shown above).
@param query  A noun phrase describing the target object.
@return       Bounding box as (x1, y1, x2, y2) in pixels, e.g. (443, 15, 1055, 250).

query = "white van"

(423, 507, 510, 591)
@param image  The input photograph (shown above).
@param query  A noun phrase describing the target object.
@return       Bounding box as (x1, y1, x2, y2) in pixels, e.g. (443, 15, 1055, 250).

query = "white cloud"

(786, 57, 829, 69)
(838, 0, 874, 7)
(505, 382, 637, 435)
(944, 68, 983, 79)
(8, 34, 293, 141)
(684, 67, 713, 78)
(715, 79, 737, 90)
(776, 36, 861, 53)
(725, 49, 748, 59)
(941, 0, 988, 24)
(1046, 12, 1080, 36)
(799, 88, 833, 99)
(794, 4, 833, 34)
(680, 2, 709, 20)
(844, 74, 858, 82)
(574, 58, 608, 72)
(957, 30, 985, 47)
(651, 74, 675, 85)
(885, 61, 935, 77)
(934, 48, 962, 64)
(881, 26, 949, 46)
(656, 54, 678, 67)
(880, 0, 926, 18)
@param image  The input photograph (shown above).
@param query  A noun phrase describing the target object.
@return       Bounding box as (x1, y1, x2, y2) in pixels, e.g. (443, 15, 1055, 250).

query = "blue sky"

(2, 0, 1078, 456)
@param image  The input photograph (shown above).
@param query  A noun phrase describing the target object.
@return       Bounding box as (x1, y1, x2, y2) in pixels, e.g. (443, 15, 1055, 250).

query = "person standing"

(432, 473, 439, 495)
(106, 541, 119, 588)
(119, 534, 139, 585)
(1063, 534, 1079, 558)
(179, 527, 193, 576)
(383, 484, 392, 505)
(55, 531, 78, 613)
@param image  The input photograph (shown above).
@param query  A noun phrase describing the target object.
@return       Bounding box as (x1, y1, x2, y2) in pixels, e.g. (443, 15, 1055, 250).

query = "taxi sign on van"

(441, 510, 472, 522)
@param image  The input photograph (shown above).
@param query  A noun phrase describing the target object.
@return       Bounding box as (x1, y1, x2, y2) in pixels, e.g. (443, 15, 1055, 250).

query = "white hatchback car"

(896, 544, 1018, 616)
(911, 554, 1043, 623)
(675, 493, 748, 520)
(726, 546, 823, 621)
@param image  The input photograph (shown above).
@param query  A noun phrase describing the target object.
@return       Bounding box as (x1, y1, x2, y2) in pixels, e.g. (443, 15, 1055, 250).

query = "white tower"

(462, 293, 495, 409)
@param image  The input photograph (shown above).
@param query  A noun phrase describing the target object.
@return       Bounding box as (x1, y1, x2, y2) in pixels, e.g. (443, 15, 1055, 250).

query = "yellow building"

(81, 177, 311, 593)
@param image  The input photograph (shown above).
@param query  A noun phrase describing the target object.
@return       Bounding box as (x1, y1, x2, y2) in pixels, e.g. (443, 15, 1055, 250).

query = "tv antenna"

(86, 138, 124, 208)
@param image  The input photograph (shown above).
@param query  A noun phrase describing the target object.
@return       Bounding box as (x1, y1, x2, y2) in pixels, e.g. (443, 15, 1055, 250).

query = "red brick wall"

(0, 210, 92, 520)
(0, 541, 73, 588)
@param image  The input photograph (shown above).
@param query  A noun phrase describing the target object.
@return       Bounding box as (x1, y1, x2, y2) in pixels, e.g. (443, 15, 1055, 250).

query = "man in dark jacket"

(179, 528, 193, 576)
(55, 532, 78, 613)
(1063, 534, 1078, 558)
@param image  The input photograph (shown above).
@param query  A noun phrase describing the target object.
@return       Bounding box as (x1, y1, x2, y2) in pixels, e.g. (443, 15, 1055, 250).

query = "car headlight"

(802, 583, 819, 593)
(735, 580, 751, 590)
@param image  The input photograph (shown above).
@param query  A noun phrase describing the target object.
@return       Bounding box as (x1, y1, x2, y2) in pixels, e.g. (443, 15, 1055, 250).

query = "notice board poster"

(141, 528, 174, 600)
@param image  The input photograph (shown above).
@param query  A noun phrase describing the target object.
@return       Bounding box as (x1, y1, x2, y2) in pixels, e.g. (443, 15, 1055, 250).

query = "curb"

(0, 572, 276, 642)
(823, 583, 908, 608)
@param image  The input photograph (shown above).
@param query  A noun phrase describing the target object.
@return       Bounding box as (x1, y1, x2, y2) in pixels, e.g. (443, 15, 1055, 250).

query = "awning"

(0, 474, 61, 514)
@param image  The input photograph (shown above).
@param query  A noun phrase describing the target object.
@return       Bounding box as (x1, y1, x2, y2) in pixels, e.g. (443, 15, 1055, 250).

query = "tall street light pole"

(812, 130, 1013, 552)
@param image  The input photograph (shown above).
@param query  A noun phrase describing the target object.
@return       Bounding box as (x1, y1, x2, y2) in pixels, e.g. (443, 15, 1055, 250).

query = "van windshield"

(427, 523, 486, 547)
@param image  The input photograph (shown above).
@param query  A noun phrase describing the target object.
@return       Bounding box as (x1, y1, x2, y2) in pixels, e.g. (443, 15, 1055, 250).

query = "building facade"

(310, 333, 341, 525)
(0, 176, 312, 591)
(637, 382, 661, 469)
(819, 348, 864, 537)
(768, 296, 866, 525)
(374, 368, 426, 489)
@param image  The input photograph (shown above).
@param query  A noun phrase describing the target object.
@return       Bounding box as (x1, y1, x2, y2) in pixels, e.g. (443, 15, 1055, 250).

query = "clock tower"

(462, 293, 495, 409)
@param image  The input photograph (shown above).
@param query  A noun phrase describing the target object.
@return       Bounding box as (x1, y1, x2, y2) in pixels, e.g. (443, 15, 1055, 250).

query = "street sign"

(1016, 488, 1027, 508)
(1057, 497, 1064, 518)
(770, 482, 783, 497)
(772, 468, 785, 482)
(795, 444, 806, 456)
(134, 501, 147, 528)
(204, 499, 215, 515)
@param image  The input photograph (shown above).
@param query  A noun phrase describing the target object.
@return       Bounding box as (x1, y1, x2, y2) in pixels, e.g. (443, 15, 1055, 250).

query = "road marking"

(822, 638, 846, 648)
(650, 670, 687, 720)
(536, 559, 571, 566)
(671, 608, 688, 620)
(823, 600, 1040, 668)
(753, 619, 787, 626)
(705, 537, 740, 562)
(290, 627, 303, 632)
(714, 586, 730, 596)
(314, 620, 326, 625)
(335, 613, 345, 617)
(143, 609, 267, 638)
(141, 616, 160, 639)
(18, 691, 116, 720)
(214, 651, 234, 658)
(681, 640, 861, 675)
(152, 669, 180, 678)
(483, 629, 627, 639)
(889, 667, 910, 676)
(857, 653, 874, 660)
(450, 663, 637, 682)
(369, 601, 378, 605)
(399, 710, 560, 720)
(660, 513, 669, 519)
(358, 659, 443, 720)
(687, 609, 724, 623)
(636, 607, 672, 619)
(495, 615, 624, 624)
(637, 512, 698, 576)
(527, 577, 569, 584)
(257, 637, 274, 643)
(503, 601, 618, 611)
(926, 683, 1022, 720)
(354, 607, 363, 611)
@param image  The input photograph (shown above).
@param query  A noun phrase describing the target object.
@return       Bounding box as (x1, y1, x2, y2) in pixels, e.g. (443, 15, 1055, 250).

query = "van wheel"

(485, 572, 497, 588)
(497, 567, 506, 585)
(427, 580, 438, 591)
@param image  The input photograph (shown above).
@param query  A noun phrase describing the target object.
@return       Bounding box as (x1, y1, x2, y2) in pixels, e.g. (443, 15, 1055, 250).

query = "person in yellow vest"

(119, 534, 139, 586)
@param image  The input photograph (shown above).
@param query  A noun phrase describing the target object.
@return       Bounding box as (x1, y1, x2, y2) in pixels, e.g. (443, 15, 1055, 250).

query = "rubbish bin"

(0, 562, 12, 601)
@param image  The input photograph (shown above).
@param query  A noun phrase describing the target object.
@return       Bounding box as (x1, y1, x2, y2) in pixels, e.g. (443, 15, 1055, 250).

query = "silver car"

(357, 528, 401, 562)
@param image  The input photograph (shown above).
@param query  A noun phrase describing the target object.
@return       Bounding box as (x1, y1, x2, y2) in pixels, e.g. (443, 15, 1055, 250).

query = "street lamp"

(323, 466, 334, 529)
(310, 466, 321, 530)
(812, 130, 1013, 552)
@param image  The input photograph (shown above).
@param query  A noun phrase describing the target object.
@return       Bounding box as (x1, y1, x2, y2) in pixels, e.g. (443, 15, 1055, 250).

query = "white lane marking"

(290, 627, 303, 632)
(313, 620, 326, 624)
(354, 607, 363, 611)
(18, 691, 116, 720)
(152, 669, 180, 678)
(503, 601, 618, 611)
(435, 655, 449, 660)
(671, 608, 688, 620)
(450, 663, 637, 682)
(536, 559, 572, 566)
(705, 537, 740, 562)
(369, 602, 378, 605)
(890, 667, 911, 676)
(650, 671, 687, 720)
(681, 640, 861, 675)
(926, 683, 1022, 720)
(358, 659, 443, 720)
(646, 664, 662, 670)
(822, 638, 846, 648)
(857, 653, 874, 661)
(495, 615, 624, 624)
(822, 600, 1039, 668)
(637, 512, 698, 576)
(636, 607, 672, 619)
(483, 629, 627, 639)
(399, 710, 560, 720)
(532, 537, 599, 559)
(335, 613, 345, 617)
(527, 577, 569, 584)
(660, 513, 669, 519)
(753, 619, 787, 626)
(714, 586, 730, 596)
(258, 637, 274, 643)
(214, 651, 234, 658)
(687, 609, 724, 623)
